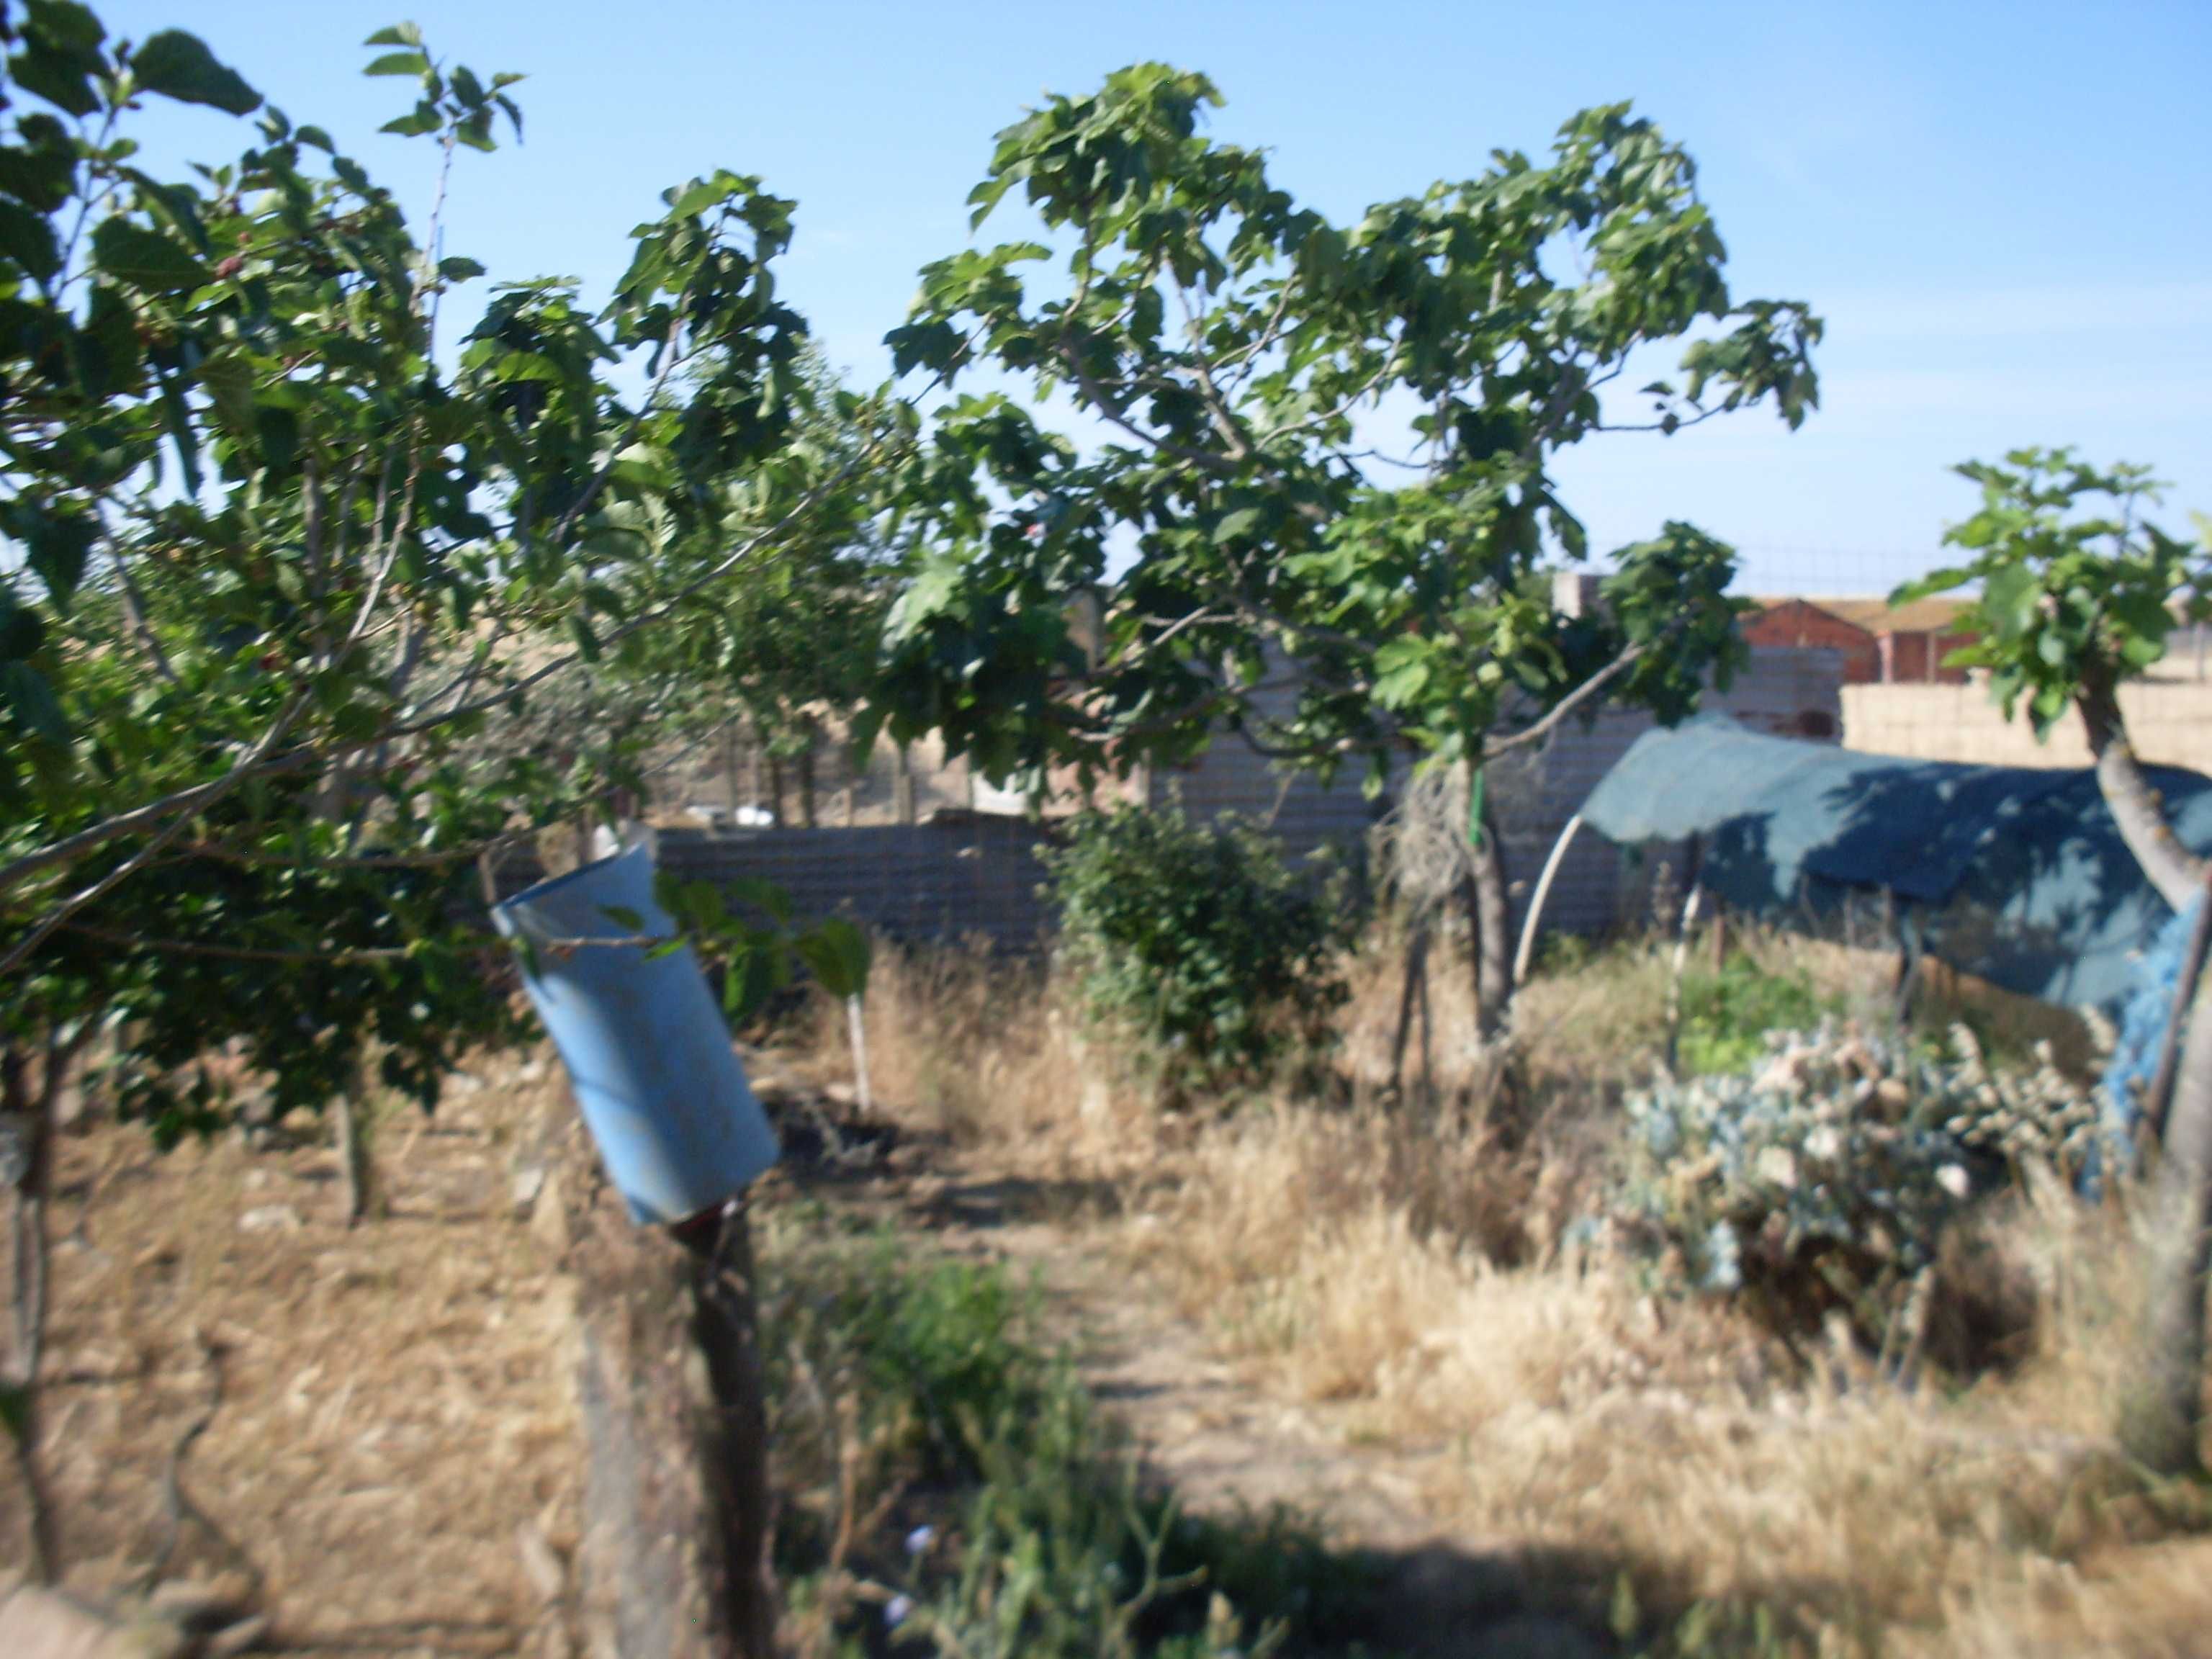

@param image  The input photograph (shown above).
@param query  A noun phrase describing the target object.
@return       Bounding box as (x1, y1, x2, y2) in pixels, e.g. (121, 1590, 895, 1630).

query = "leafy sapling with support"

(869, 66, 1820, 1046)
(1898, 447, 2212, 1476)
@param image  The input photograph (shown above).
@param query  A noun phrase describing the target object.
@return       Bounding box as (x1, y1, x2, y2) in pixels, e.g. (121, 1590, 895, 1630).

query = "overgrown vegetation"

(1042, 808, 1354, 1092)
(759, 1208, 1377, 1657)
(775, 927, 2212, 1659)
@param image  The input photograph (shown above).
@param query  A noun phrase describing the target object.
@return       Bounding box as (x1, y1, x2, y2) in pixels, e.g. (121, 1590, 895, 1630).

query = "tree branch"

(1485, 643, 1647, 758)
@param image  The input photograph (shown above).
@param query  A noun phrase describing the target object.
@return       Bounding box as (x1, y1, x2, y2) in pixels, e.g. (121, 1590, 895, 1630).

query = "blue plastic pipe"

(493, 844, 778, 1226)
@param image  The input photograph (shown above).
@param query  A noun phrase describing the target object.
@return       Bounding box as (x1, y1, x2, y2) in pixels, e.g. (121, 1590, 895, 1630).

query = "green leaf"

(89, 217, 209, 292)
(599, 904, 644, 932)
(363, 22, 425, 47)
(567, 614, 602, 662)
(669, 176, 734, 220)
(436, 256, 485, 281)
(723, 877, 792, 927)
(364, 50, 431, 78)
(796, 917, 871, 999)
(131, 30, 261, 114)
(9, 45, 100, 119)
(379, 105, 441, 138)
(1212, 506, 1264, 545)
(0, 587, 44, 660)
(721, 939, 784, 1025)
(4, 502, 96, 605)
(0, 198, 60, 282)
(1, 660, 69, 745)
(1370, 638, 1432, 711)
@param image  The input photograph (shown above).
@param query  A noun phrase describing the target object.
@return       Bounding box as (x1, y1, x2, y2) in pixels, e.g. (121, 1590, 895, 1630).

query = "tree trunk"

(2118, 973, 2212, 1476)
(1388, 912, 1434, 1097)
(892, 745, 916, 826)
(2082, 680, 2212, 1475)
(335, 1082, 371, 1228)
(2081, 679, 2207, 909)
(766, 755, 785, 829)
(797, 724, 818, 830)
(1466, 788, 1512, 1043)
(4, 1040, 71, 1583)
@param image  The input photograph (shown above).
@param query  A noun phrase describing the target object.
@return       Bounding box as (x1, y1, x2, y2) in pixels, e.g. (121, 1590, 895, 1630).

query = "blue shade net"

(1579, 716, 2212, 1194)
(1581, 716, 2212, 1012)
(2091, 897, 2200, 1190)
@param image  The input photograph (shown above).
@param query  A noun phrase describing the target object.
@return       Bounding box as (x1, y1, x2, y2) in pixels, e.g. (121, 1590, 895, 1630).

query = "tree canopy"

(0, 3, 876, 1133)
(868, 66, 1822, 797)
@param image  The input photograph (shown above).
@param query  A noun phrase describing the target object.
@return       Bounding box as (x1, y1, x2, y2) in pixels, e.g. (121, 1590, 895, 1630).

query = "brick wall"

(1743, 601, 1880, 683)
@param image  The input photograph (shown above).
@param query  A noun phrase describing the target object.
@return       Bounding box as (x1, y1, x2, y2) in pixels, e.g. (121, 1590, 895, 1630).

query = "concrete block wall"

(1841, 679, 2212, 773)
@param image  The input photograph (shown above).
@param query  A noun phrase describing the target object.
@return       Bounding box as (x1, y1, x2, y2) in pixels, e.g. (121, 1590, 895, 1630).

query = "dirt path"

(743, 1055, 1611, 1658)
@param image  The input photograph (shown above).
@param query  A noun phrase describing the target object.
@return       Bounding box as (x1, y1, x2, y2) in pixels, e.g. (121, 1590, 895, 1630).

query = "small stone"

(0, 1586, 183, 1659)
(512, 1165, 549, 1217)
(236, 1205, 302, 1234)
(202, 1614, 269, 1657)
(147, 1578, 250, 1632)
(531, 1171, 570, 1256)
(516, 1519, 567, 1606)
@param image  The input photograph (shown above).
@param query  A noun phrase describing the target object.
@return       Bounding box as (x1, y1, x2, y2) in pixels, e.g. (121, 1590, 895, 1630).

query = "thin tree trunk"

(5, 1039, 75, 1584)
(2118, 974, 2212, 1476)
(1467, 789, 1512, 1043)
(767, 755, 785, 829)
(892, 745, 916, 826)
(334, 1082, 371, 1228)
(1388, 912, 1433, 1097)
(797, 725, 818, 830)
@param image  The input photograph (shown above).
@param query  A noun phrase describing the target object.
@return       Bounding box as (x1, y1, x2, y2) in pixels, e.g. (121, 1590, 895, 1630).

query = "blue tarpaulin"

(1579, 716, 2212, 1011)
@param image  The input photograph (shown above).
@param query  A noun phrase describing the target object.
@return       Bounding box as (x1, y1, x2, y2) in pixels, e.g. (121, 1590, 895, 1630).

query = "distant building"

(1743, 595, 1975, 685)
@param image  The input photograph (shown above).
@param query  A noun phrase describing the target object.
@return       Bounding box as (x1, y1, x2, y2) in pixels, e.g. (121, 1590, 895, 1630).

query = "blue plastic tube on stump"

(493, 844, 778, 1226)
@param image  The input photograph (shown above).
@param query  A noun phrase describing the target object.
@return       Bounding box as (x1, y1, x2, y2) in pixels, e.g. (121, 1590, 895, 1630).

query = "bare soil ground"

(0, 1059, 583, 1658)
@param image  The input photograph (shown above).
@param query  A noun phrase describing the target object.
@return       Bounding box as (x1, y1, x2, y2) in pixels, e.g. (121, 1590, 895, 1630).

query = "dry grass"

(0, 1054, 583, 1657)
(785, 927, 2211, 1656)
(778, 942, 1171, 1179)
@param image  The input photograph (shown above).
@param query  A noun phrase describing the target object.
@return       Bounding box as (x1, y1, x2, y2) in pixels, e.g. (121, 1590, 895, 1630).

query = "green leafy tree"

(1899, 447, 2211, 1475)
(868, 66, 1820, 1037)
(0, 6, 873, 1599)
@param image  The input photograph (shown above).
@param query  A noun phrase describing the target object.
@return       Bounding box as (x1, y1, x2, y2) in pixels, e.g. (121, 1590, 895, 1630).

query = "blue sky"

(99, 1, 2212, 595)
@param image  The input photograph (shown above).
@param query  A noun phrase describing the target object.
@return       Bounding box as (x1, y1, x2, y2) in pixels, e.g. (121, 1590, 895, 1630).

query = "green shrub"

(1612, 1023, 2100, 1348)
(1676, 951, 1838, 1076)
(1041, 806, 1354, 1090)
